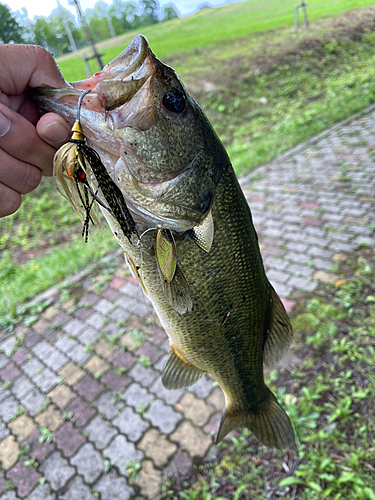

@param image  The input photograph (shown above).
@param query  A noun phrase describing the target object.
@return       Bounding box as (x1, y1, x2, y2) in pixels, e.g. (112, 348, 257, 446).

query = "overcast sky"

(5, 0, 228, 20)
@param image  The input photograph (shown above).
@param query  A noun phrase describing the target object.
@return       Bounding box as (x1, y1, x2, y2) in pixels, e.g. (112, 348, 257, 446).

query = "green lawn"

(2, 2, 375, 323)
(57, 0, 375, 81)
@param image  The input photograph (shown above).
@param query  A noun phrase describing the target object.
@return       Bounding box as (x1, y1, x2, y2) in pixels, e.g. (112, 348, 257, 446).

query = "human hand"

(0, 44, 72, 217)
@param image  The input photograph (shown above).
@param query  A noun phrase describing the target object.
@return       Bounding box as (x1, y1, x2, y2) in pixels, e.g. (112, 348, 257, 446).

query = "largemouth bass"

(31, 35, 294, 448)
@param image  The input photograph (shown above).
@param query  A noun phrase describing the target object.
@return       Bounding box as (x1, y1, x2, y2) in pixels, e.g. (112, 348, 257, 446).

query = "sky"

(5, 0, 228, 20)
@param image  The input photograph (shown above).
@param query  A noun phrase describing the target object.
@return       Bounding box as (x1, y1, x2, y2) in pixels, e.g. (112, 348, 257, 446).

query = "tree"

(14, 7, 35, 44)
(140, 0, 159, 26)
(162, 3, 179, 21)
(108, 0, 140, 35)
(0, 3, 24, 44)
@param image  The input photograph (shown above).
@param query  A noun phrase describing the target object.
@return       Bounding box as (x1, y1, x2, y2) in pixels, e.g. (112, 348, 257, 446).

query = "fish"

(31, 34, 295, 448)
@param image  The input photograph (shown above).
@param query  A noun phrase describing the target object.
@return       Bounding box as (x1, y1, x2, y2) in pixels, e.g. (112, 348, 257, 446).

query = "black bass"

(31, 35, 294, 448)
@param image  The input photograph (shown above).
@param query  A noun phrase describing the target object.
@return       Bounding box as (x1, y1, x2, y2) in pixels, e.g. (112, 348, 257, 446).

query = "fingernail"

(0, 111, 11, 138)
(40, 121, 70, 144)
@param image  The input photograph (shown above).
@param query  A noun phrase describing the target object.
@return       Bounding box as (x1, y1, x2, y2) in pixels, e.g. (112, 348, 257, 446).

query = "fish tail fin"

(216, 388, 294, 449)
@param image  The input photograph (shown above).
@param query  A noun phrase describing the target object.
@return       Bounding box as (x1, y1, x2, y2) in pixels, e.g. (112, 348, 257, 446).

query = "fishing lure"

(53, 90, 138, 243)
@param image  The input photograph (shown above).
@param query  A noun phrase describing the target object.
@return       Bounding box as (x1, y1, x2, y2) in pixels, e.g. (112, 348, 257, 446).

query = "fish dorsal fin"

(162, 346, 205, 389)
(263, 283, 293, 369)
(156, 228, 176, 283)
(190, 210, 214, 253)
(162, 265, 193, 315)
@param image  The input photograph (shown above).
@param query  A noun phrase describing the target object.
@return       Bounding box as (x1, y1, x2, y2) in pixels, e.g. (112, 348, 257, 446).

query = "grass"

(2, 4, 375, 324)
(56, 0, 375, 81)
(160, 247, 375, 500)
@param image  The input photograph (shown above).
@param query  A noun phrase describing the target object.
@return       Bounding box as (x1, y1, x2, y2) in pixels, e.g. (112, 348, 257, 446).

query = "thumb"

(37, 112, 71, 148)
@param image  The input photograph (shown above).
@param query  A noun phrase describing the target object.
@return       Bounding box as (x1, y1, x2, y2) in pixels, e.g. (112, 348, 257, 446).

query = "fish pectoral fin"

(124, 253, 149, 298)
(162, 347, 205, 389)
(263, 283, 293, 369)
(216, 388, 295, 449)
(159, 264, 193, 315)
(190, 210, 214, 253)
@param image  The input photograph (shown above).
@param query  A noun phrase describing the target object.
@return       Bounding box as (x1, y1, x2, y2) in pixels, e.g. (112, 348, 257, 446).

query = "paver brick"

(54, 422, 86, 457)
(136, 460, 163, 499)
(31, 341, 54, 361)
(144, 399, 182, 434)
(0, 395, 19, 422)
(104, 435, 143, 475)
(101, 370, 131, 392)
(26, 431, 54, 463)
(62, 318, 86, 337)
(22, 389, 45, 417)
(8, 414, 36, 441)
(74, 375, 102, 401)
(25, 332, 40, 348)
(64, 396, 96, 427)
(122, 382, 154, 410)
(39, 451, 75, 491)
(77, 326, 100, 345)
(170, 421, 213, 457)
(67, 342, 90, 365)
(0, 363, 20, 382)
(85, 415, 117, 449)
(135, 341, 163, 364)
(94, 339, 116, 359)
(93, 298, 115, 315)
(138, 429, 177, 467)
(313, 271, 339, 284)
(31, 319, 50, 336)
(12, 348, 28, 366)
(92, 392, 122, 420)
(149, 376, 184, 405)
(35, 405, 63, 432)
(7, 461, 41, 497)
(70, 443, 103, 483)
(94, 469, 135, 500)
(188, 375, 214, 399)
(58, 476, 94, 500)
(0, 491, 17, 499)
(180, 392, 213, 426)
(164, 450, 192, 478)
(48, 385, 76, 409)
(108, 350, 135, 370)
(84, 355, 109, 377)
(113, 407, 149, 441)
(24, 483, 55, 500)
(22, 358, 43, 379)
(54, 336, 77, 354)
(33, 368, 58, 393)
(128, 361, 159, 389)
(86, 311, 107, 330)
(0, 421, 9, 440)
(0, 436, 18, 470)
(58, 362, 85, 386)
(42, 349, 68, 372)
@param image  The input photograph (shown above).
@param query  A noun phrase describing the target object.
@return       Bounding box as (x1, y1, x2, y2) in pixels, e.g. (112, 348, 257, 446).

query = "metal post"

(302, 2, 309, 28)
(70, 0, 104, 70)
(82, 54, 91, 77)
(294, 4, 299, 30)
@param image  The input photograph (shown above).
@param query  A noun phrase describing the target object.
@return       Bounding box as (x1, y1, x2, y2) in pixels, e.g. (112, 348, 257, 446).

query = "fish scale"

(31, 34, 294, 449)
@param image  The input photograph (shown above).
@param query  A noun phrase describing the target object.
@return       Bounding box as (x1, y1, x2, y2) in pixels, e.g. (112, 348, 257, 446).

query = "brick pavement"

(0, 110, 374, 498)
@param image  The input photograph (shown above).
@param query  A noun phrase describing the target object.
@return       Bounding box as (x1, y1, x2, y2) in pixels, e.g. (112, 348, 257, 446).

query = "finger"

(0, 103, 56, 176)
(0, 149, 42, 194)
(37, 113, 71, 149)
(0, 45, 66, 96)
(0, 182, 21, 218)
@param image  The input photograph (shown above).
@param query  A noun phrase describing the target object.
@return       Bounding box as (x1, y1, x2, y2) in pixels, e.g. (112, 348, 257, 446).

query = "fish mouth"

(30, 35, 210, 231)
(30, 34, 154, 160)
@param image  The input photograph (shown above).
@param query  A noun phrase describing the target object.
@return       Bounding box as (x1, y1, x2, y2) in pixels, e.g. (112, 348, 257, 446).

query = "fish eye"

(163, 89, 186, 113)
